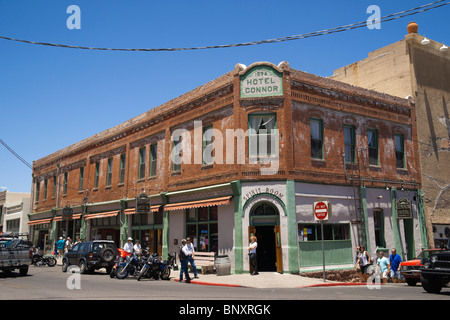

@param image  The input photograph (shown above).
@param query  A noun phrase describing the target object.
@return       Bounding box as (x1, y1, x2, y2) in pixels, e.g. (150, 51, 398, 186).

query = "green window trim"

(368, 129, 379, 166)
(106, 158, 113, 186)
(79, 167, 84, 191)
(138, 147, 146, 179)
(63, 172, 68, 195)
(185, 206, 218, 253)
(35, 182, 40, 203)
(203, 125, 213, 165)
(344, 125, 356, 163)
(119, 154, 126, 184)
(150, 144, 157, 177)
(394, 134, 405, 169)
(94, 162, 100, 189)
(310, 118, 324, 160)
(44, 179, 48, 200)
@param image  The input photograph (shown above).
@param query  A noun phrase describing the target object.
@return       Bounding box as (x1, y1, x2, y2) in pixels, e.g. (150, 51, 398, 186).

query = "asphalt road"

(1, 265, 449, 302)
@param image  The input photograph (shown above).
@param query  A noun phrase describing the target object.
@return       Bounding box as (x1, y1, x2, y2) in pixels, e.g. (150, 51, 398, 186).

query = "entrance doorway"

(248, 202, 283, 273)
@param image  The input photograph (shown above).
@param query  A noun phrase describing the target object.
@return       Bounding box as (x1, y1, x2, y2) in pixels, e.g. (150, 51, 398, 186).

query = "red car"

(400, 249, 443, 286)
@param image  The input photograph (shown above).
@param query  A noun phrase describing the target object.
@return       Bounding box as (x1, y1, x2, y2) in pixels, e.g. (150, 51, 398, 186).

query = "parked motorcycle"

(113, 249, 149, 279)
(137, 252, 175, 281)
(31, 252, 57, 267)
(110, 248, 130, 278)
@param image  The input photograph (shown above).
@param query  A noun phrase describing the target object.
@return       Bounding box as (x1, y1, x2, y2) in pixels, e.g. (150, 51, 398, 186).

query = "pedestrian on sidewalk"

(248, 236, 258, 275)
(65, 237, 73, 254)
(355, 245, 370, 282)
(376, 250, 390, 284)
(179, 239, 192, 283)
(186, 237, 199, 279)
(389, 248, 402, 283)
(57, 237, 65, 259)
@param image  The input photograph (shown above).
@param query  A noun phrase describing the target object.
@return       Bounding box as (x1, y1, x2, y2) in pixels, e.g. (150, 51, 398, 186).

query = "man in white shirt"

(179, 239, 192, 283)
(133, 240, 142, 255)
(123, 237, 133, 254)
(248, 236, 258, 275)
(186, 237, 199, 279)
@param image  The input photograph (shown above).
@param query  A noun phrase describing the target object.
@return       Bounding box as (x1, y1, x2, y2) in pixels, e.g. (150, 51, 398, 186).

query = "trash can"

(215, 255, 231, 276)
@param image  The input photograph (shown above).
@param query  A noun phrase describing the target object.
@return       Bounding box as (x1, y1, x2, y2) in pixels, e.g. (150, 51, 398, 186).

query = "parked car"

(420, 239, 450, 294)
(400, 248, 444, 286)
(0, 232, 33, 276)
(62, 240, 117, 274)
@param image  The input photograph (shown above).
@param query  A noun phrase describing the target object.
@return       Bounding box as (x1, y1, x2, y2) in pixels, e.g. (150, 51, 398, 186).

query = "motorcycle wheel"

(115, 266, 128, 279)
(47, 257, 57, 267)
(160, 267, 171, 280)
(137, 265, 147, 281)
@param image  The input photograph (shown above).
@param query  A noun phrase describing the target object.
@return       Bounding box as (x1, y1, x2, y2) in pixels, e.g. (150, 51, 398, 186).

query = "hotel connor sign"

(240, 65, 283, 98)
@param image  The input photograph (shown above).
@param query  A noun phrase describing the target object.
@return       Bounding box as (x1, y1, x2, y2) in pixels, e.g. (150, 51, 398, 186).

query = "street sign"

(136, 193, 151, 215)
(314, 201, 329, 221)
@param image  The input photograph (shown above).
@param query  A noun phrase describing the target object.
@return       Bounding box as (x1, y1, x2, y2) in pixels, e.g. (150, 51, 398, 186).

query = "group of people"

(54, 236, 81, 258)
(354, 246, 403, 283)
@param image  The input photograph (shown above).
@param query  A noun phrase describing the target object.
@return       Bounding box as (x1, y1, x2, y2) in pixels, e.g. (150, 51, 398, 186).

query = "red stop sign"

(314, 201, 328, 221)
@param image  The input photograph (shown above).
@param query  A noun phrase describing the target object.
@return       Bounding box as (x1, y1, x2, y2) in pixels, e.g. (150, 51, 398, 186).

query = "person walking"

(355, 245, 370, 282)
(389, 248, 402, 283)
(376, 250, 391, 284)
(56, 237, 65, 259)
(179, 239, 192, 283)
(186, 237, 199, 279)
(248, 236, 258, 275)
(65, 237, 73, 254)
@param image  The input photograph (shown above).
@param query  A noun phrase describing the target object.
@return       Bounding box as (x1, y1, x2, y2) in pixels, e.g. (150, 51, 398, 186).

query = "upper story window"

(368, 129, 379, 166)
(248, 113, 277, 158)
(94, 162, 100, 188)
(172, 137, 182, 172)
(106, 158, 113, 186)
(139, 147, 146, 179)
(310, 118, 323, 159)
(35, 181, 40, 203)
(79, 167, 84, 191)
(344, 125, 355, 163)
(150, 144, 157, 177)
(203, 125, 213, 165)
(63, 172, 68, 195)
(394, 134, 405, 169)
(119, 154, 126, 184)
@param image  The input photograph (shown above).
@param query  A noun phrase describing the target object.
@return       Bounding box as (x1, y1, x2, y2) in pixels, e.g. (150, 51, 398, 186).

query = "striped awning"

(164, 196, 232, 212)
(84, 211, 119, 220)
(28, 218, 52, 226)
(124, 205, 161, 215)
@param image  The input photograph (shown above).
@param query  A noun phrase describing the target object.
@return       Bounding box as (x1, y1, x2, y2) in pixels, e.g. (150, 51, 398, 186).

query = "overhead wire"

(0, 0, 448, 52)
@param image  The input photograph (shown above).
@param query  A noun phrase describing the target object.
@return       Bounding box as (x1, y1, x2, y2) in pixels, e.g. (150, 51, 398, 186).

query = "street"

(1, 265, 449, 301)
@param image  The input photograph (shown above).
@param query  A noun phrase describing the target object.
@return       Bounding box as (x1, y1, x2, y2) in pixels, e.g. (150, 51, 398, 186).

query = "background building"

(330, 22, 450, 248)
(31, 61, 425, 272)
(0, 191, 30, 234)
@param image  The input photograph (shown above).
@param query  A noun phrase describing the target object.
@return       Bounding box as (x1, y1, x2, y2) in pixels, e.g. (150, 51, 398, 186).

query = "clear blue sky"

(1, 0, 449, 193)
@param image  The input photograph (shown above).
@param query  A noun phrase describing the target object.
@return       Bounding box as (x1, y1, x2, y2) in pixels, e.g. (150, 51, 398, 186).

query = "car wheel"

(100, 248, 115, 263)
(421, 275, 442, 294)
(62, 259, 69, 272)
(79, 260, 88, 274)
(406, 278, 418, 286)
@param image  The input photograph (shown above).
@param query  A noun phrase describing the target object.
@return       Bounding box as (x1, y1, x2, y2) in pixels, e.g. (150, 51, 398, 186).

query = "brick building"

(331, 22, 450, 248)
(30, 61, 426, 273)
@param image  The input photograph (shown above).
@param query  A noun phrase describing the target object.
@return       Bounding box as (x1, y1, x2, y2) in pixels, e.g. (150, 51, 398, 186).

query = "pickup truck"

(0, 232, 33, 276)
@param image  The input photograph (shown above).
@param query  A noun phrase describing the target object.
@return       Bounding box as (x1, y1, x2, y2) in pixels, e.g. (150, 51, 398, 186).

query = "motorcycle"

(113, 249, 149, 279)
(137, 252, 175, 281)
(110, 248, 130, 278)
(31, 252, 57, 267)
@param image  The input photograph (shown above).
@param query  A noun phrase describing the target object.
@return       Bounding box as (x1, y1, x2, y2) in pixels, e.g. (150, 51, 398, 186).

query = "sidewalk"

(171, 270, 366, 288)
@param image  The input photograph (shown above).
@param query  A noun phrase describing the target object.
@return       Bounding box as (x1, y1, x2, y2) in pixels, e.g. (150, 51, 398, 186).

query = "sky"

(0, 0, 449, 193)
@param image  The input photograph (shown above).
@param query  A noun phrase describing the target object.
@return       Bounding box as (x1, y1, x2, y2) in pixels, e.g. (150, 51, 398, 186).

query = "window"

(63, 172, 68, 195)
(35, 182, 40, 203)
(310, 118, 323, 159)
(373, 209, 386, 248)
(172, 137, 182, 172)
(344, 125, 355, 163)
(248, 114, 277, 158)
(203, 125, 213, 165)
(79, 167, 84, 191)
(139, 147, 146, 179)
(53, 176, 56, 198)
(394, 134, 405, 168)
(150, 144, 157, 177)
(106, 158, 113, 186)
(44, 179, 48, 200)
(94, 162, 100, 188)
(368, 129, 379, 166)
(298, 223, 350, 241)
(119, 154, 126, 184)
(186, 206, 218, 253)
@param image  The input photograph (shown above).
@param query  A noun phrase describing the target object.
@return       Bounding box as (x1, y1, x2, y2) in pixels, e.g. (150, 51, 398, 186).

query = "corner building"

(30, 61, 426, 273)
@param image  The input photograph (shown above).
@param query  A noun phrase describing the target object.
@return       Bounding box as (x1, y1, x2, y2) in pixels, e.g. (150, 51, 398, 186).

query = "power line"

(0, 1, 448, 52)
(0, 138, 33, 169)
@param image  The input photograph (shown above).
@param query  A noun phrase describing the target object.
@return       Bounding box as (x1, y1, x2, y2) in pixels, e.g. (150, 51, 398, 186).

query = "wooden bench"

(191, 252, 215, 274)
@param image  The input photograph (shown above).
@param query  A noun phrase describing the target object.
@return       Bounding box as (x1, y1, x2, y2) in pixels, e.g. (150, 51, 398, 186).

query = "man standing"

(186, 237, 199, 279)
(57, 237, 65, 259)
(389, 248, 402, 283)
(179, 239, 192, 283)
(376, 250, 390, 284)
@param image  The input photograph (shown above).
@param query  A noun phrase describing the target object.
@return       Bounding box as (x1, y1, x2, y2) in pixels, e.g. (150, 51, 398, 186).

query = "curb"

(172, 278, 244, 288)
(296, 282, 369, 288)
